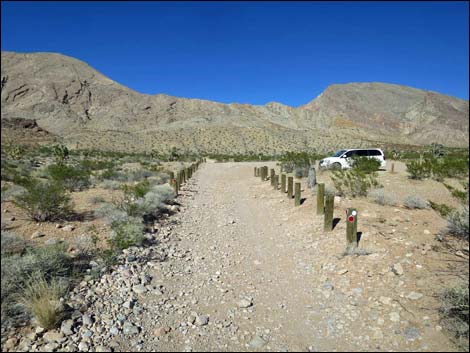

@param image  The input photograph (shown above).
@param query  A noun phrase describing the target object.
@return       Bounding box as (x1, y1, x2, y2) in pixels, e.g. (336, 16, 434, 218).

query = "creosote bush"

(13, 180, 73, 222)
(331, 168, 379, 197)
(109, 221, 145, 250)
(46, 163, 91, 191)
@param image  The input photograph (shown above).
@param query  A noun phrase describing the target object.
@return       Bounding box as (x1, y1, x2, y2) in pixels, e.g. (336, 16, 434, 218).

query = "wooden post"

(171, 178, 178, 195)
(324, 194, 334, 231)
(263, 166, 268, 181)
(254, 167, 257, 177)
(316, 183, 325, 215)
(346, 208, 358, 253)
(287, 176, 294, 198)
(270, 168, 275, 183)
(281, 174, 286, 193)
(168, 170, 175, 181)
(273, 175, 279, 190)
(294, 182, 301, 206)
(391, 163, 395, 174)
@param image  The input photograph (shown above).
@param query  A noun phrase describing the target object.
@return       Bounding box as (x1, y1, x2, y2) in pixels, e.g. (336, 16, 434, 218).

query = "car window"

(345, 150, 357, 158)
(357, 150, 368, 157)
(369, 150, 382, 156)
(332, 149, 347, 157)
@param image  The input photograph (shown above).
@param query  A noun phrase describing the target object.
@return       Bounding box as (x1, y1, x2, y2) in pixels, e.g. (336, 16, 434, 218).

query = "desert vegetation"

(1, 142, 202, 334)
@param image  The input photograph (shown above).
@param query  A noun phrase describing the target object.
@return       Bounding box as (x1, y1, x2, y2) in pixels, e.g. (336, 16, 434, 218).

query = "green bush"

(121, 180, 151, 198)
(46, 163, 91, 191)
(13, 180, 73, 222)
(109, 221, 145, 250)
(429, 201, 455, 218)
(279, 152, 314, 173)
(1, 231, 26, 255)
(331, 168, 379, 197)
(443, 183, 469, 205)
(406, 159, 433, 180)
(51, 144, 69, 164)
(350, 156, 381, 174)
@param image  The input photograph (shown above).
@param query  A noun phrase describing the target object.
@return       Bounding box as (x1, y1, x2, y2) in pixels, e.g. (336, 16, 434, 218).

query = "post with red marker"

(346, 208, 358, 253)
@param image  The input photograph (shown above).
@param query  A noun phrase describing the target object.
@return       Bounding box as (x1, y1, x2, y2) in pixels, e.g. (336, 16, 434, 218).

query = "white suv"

(319, 148, 386, 170)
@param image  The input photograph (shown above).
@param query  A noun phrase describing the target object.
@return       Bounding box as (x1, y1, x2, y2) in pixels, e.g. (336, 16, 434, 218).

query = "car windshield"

(332, 150, 347, 157)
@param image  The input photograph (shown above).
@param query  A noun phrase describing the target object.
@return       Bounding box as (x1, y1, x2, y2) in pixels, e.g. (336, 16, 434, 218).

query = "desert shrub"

(1, 231, 26, 255)
(1, 244, 72, 319)
(46, 163, 91, 191)
(429, 201, 455, 218)
(3, 144, 26, 160)
(13, 180, 73, 222)
(350, 156, 381, 173)
(89, 195, 106, 205)
(121, 179, 151, 198)
(368, 189, 398, 206)
(443, 183, 469, 205)
(99, 180, 122, 190)
(307, 166, 317, 190)
(403, 195, 430, 209)
(79, 159, 115, 171)
(428, 143, 445, 158)
(51, 144, 69, 164)
(72, 234, 97, 257)
(446, 207, 469, 239)
(19, 273, 68, 329)
(439, 284, 469, 351)
(109, 221, 145, 250)
(95, 202, 137, 225)
(125, 169, 155, 182)
(140, 184, 174, 212)
(294, 166, 309, 178)
(331, 169, 379, 197)
(279, 152, 314, 174)
(406, 159, 433, 180)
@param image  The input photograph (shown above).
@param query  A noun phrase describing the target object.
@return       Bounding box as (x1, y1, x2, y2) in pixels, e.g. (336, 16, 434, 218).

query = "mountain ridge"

(1, 51, 468, 153)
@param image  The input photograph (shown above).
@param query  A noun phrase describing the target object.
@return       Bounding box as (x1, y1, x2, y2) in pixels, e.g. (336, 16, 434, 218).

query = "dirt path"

(114, 162, 459, 352)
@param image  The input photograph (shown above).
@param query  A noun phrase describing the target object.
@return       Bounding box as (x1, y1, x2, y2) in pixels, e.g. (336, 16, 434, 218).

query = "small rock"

(237, 298, 253, 308)
(379, 296, 392, 305)
(9, 217, 15, 221)
(3, 337, 18, 350)
(78, 341, 89, 351)
(109, 327, 119, 335)
(132, 285, 147, 294)
(95, 346, 112, 352)
(249, 335, 267, 348)
(123, 322, 139, 335)
(406, 292, 423, 300)
(195, 315, 209, 326)
(154, 326, 171, 337)
(45, 238, 59, 246)
(404, 327, 420, 341)
(391, 263, 404, 276)
(63, 224, 75, 232)
(60, 319, 74, 336)
(43, 330, 64, 343)
(31, 231, 46, 239)
(82, 314, 94, 326)
(390, 312, 400, 322)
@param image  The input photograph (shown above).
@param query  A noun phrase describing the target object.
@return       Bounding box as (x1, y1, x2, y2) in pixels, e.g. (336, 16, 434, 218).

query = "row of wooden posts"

(169, 158, 206, 196)
(254, 166, 359, 251)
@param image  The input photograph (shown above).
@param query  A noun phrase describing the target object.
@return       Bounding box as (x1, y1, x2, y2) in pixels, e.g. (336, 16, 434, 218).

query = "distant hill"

(1, 51, 468, 153)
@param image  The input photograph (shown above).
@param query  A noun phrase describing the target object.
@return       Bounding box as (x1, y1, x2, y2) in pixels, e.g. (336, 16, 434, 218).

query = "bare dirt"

(111, 161, 468, 352)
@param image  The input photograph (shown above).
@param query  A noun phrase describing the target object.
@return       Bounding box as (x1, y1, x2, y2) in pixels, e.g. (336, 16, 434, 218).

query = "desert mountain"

(1, 51, 468, 153)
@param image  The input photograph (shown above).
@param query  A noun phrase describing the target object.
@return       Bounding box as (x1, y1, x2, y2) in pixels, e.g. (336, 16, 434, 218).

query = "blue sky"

(1, 1, 468, 106)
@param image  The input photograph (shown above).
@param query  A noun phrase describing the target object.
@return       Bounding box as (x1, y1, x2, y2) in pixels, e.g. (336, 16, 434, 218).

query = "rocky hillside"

(1, 51, 468, 153)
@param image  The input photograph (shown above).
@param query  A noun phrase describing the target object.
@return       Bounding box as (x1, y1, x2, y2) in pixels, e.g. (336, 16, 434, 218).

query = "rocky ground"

(3, 161, 468, 352)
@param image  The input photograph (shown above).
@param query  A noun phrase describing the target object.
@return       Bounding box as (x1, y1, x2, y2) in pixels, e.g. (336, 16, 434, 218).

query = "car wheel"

(331, 162, 342, 170)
